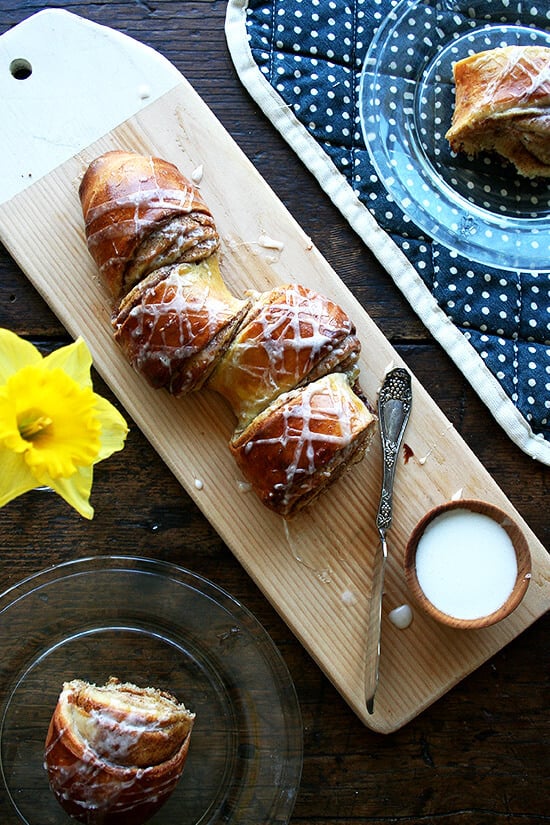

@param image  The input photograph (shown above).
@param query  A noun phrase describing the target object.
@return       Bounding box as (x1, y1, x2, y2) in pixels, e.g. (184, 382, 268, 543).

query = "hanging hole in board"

(10, 58, 32, 80)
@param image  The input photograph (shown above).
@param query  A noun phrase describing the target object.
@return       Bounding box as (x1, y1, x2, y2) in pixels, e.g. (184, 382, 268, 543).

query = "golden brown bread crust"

(208, 283, 361, 430)
(113, 259, 250, 395)
(79, 150, 219, 300)
(230, 372, 376, 518)
(44, 676, 194, 825)
(446, 45, 550, 177)
(80, 150, 377, 515)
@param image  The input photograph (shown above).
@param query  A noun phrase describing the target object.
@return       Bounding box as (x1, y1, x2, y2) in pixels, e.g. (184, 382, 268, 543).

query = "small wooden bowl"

(404, 499, 531, 630)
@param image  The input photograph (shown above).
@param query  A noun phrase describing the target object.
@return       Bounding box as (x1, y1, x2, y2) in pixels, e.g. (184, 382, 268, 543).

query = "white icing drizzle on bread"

(79, 150, 378, 517)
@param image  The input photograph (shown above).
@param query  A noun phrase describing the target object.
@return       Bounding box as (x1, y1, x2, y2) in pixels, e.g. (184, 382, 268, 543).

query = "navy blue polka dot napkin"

(226, 0, 550, 464)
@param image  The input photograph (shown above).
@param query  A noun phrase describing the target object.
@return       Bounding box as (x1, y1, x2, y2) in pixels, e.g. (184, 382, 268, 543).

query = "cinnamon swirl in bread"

(113, 259, 250, 395)
(44, 676, 194, 825)
(230, 372, 376, 518)
(79, 150, 219, 301)
(446, 45, 550, 178)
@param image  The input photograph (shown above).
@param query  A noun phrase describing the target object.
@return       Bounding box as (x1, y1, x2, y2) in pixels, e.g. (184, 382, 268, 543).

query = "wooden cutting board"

(0, 10, 548, 734)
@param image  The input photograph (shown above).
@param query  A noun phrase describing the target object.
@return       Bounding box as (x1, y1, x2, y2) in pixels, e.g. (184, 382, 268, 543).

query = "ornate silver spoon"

(365, 367, 412, 714)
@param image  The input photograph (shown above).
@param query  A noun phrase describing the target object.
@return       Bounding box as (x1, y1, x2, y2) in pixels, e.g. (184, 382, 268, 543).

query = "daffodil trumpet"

(0, 329, 128, 518)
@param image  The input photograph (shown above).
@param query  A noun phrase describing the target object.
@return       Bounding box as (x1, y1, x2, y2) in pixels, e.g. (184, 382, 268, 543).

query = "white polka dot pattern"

(244, 0, 550, 443)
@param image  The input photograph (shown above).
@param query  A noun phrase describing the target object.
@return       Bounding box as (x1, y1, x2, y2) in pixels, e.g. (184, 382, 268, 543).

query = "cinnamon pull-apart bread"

(230, 373, 376, 518)
(79, 150, 219, 301)
(80, 150, 377, 517)
(44, 676, 195, 825)
(446, 45, 550, 177)
(208, 283, 361, 431)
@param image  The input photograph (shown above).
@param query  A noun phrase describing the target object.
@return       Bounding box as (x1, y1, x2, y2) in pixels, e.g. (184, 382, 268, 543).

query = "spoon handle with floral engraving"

(365, 368, 412, 714)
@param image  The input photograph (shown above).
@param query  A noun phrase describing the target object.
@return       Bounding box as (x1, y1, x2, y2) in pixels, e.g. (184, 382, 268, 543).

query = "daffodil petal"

(0, 328, 42, 383)
(44, 337, 93, 389)
(0, 388, 27, 450)
(0, 445, 39, 507)
(92, 395, 129, 462)
(45, 464, 95, 520)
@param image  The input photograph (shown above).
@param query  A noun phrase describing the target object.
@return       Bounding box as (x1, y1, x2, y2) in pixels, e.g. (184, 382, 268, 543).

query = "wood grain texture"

(0, 2, 548, 822)
(0, 75, 548, 733)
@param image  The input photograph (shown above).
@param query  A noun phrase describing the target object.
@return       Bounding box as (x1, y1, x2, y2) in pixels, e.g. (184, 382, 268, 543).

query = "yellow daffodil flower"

(0, 329, 128, 519)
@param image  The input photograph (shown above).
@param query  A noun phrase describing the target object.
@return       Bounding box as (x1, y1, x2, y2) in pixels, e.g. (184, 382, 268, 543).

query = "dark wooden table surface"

(1, 2, 549, 824)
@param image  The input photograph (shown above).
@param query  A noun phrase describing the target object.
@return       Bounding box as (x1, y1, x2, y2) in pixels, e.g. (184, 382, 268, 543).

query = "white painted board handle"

(0, 9, 180, 204)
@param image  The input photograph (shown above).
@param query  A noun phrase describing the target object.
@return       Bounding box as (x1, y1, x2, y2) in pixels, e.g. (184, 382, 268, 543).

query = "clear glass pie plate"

(0, 556, 303, 824)
(359, 0, 550, 272)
